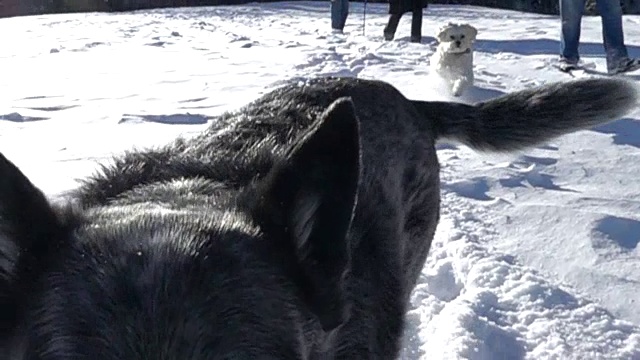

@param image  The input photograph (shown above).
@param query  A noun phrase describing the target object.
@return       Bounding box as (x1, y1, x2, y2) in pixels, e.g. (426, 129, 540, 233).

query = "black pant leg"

(384, 13, 403, 40)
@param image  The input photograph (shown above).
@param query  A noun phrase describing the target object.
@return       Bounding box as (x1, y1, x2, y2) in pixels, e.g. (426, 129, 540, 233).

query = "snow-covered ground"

(1, 2, 639, 358)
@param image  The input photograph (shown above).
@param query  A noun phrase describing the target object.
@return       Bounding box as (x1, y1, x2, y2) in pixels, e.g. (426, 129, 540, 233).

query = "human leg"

(410, 5, 423, 43)
(560, 0, 587, 63)
(384, 13, 403, 40)
(331, 0, 349, 31)
(595, 0, 640, 73)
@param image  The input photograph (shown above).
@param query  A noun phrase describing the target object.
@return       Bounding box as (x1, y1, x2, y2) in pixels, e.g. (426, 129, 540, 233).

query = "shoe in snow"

(609, 58, 640, 75)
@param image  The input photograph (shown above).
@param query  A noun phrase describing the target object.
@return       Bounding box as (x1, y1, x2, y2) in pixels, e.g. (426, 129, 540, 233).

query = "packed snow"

(1, 2, 639, 359)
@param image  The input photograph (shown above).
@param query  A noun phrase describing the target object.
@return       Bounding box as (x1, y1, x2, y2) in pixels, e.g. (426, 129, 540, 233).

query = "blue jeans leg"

(596, 0, 628, 70)
(560, 0, 587, 63)
(331, 0, 349, 30)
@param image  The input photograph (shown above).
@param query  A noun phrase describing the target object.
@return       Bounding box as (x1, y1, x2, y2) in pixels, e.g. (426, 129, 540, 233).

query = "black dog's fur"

(1, 77, 638, 359)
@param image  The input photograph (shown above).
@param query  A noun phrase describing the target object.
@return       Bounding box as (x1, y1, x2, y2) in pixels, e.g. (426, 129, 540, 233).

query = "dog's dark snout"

(455, 40, 461, 47)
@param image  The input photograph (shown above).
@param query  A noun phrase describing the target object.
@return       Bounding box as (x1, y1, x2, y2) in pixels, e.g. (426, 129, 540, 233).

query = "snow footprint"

(444, 177, 494, 201)
(498, 156, 575, 192)
(591, 215, 640, 257)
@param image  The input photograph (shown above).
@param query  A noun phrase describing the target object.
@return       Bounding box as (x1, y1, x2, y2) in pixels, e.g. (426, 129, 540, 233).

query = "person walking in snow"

(383, 0, 428, 43)
(558, 0, 640, 74)
(331, 0, 349, 33)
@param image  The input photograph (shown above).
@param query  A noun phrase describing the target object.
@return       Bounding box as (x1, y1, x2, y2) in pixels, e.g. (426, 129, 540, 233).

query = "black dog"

(1, 77, 637, 359)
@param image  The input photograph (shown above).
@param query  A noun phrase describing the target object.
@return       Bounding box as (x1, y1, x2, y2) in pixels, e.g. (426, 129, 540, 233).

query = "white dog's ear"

(437, 25, 451, 42)
(465, 25, 478, 40)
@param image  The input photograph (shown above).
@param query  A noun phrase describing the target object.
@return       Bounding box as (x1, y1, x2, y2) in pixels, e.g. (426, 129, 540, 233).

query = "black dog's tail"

(412, 78, 640, 152)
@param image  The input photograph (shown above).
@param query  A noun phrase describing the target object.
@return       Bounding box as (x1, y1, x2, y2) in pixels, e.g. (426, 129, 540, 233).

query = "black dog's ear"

(0, 153, 66, 335)
(255, 97, 361, 331)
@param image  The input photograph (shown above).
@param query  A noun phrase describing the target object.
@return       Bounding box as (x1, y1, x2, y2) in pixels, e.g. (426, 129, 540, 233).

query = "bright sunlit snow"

(1, 2, 639, 359)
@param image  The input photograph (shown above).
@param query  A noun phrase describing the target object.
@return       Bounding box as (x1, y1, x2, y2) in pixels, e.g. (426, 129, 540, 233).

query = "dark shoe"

(556, 57, 579, 72)
(410, 35, 421, 43)
(384, 31, 394, 41)
(609, 58, 640, 75)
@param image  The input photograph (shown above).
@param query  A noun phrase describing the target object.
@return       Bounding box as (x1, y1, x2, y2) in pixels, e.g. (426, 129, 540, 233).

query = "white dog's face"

(436, 23, 477, 54)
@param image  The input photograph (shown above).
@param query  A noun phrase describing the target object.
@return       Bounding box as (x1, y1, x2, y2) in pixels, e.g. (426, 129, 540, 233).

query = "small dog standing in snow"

(430, 23, 478, 97)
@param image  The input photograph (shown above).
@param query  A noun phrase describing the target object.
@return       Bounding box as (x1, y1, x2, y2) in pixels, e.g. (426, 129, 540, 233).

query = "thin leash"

(363, 0, 368, 36)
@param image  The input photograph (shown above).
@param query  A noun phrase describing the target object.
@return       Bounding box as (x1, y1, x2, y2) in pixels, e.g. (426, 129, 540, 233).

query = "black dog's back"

(77, 76, 640, 208)
(68, 77, 444, 358)
(2, 76, 638, 359)
(76, 78, 421, 199)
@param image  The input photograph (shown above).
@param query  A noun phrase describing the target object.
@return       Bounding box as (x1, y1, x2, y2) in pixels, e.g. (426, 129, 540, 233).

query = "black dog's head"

(0, 98, 361, 359)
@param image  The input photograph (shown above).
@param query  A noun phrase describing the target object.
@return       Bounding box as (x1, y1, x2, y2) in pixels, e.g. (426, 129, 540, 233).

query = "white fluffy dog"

(430, 23, 478, 97)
